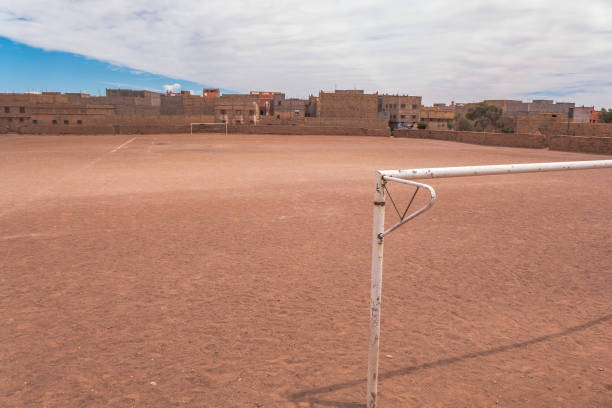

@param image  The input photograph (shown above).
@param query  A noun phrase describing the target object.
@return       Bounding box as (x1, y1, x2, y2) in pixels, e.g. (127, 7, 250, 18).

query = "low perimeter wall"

(10, 121, 389, 137)
(6, 122, 610, 155)
(227, 124, 389, 137)
(395, 129, 547, 149)
(548, 136, 612, 155)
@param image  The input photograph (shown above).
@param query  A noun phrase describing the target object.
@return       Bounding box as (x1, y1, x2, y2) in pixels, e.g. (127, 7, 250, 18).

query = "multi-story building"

(378, 94, 421, 126)
(0, 92, 115, 132)
(420, 105, 454, 130)
(203, 88, 220, 98)
(214, 94, 259, 125)
(483, 99, 574, 118)
(318, 90, 377, 119)
(569, 106, 595, 123)
(250, 91, 282, 116)
(269, 94, 308, 120)
(529, 100, 574, 116)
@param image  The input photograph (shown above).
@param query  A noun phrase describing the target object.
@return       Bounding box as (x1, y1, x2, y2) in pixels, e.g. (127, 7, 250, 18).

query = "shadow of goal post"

(190, 122, 228, 136)
(367, 159, 612, 408)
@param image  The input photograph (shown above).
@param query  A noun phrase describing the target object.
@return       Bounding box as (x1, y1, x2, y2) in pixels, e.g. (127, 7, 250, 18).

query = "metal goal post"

(190, 122, 228, 136)
(367, 159, 612, 408)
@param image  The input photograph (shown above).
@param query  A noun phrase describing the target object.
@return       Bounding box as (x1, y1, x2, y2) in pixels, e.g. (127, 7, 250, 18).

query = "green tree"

(598, 108, 612, 123)
(465, 102, 502, 131)
(456, 115, 473, 131)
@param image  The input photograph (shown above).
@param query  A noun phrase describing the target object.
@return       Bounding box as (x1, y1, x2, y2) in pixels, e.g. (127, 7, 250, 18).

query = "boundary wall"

(395, 129, 547, 149)
(4, 120, 610, 155)
(395, 129, 611, 155)
(548, 136, 612, 155)
(226, 124, 389, 137)
(7, 116, 389, 137)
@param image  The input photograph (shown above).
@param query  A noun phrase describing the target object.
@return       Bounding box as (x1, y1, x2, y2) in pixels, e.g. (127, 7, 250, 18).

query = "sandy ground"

(0, 133, 610, 408)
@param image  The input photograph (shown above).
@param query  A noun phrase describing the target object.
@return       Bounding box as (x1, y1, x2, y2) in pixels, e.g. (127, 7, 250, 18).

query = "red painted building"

(250, 91, 281, 116)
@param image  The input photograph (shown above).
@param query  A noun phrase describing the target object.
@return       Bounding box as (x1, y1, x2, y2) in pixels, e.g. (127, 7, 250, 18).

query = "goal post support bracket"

(366, 159, 612, 408)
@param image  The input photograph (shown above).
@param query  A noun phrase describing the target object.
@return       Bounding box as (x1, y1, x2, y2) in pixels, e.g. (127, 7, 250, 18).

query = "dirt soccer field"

(1, 133, 611, 407)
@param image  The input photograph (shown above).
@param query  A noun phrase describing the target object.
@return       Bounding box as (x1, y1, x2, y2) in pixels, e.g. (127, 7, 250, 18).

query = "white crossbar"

(367, 159, 612, 408)
(379, 159, 612, 180)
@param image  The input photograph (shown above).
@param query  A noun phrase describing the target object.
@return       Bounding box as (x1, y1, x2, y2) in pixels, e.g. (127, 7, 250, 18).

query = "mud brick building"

(310, 90, 387, 128)
(101, 89, 161, 115)
(0, 92, 114, 133)
(528, 100, 574, 116)
(420, 105, 454, 130)
(203, 88, 220, 98)
(214, 94, 259, 125)
(377, 94, 422, 126)
(481, 99, 575, 118)
(569, 106, 595, 123)
(269, 94, 308, 120)
(250, 91, 282, 116)
(318, 90, 377, 119)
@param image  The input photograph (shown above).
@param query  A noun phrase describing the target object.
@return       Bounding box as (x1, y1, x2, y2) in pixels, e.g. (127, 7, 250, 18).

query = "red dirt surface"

(1, 133, 611, 407)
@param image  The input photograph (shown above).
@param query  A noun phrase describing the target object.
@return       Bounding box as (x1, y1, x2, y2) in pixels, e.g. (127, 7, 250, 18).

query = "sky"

(0, 0, 611, 107)
(0, 37, 230, 96)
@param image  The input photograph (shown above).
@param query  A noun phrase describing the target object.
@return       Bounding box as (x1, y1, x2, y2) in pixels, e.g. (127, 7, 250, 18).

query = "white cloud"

(163, 83, 181, 93)
(0, 0, 611, 107)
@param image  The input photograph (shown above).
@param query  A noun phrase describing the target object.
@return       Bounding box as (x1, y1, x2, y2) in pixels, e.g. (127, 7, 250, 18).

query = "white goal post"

(366, 159, 612, 408)
(190, 122, 228, 136)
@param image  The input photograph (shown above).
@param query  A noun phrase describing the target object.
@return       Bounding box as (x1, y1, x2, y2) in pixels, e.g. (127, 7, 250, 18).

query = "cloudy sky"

(1, 0, 611, 107)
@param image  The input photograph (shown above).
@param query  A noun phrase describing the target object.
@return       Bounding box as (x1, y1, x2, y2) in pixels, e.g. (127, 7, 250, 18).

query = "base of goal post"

(366, 159, 612, 408)
(190, 122, 228, 136)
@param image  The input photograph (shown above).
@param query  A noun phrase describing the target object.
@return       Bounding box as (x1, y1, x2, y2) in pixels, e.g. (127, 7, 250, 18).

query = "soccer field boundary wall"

(394, 129, 611, 155)
(395, 129, 547, 149)
(548, 135, 612, 155)
(5, 120, 610, 155)
(226, 124, 390, 137)
(516, 117, 612, 138)
(2, 122, 389, 137)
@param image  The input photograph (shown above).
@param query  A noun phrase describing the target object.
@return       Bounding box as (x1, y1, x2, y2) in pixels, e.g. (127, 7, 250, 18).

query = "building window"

(32, 119, 38, 124)
(64, 120, 69, 125)
(4, 106, 9, 113)
(77, 120, 82, 124)
(277, 114, 280, 119)
(278, 101, 282, 106)
(19, 117, 24, 122)
(249, 120, 254, 124)
(236, 110, 241, 115)
(249, 110, 255, 115)
(235, 120, 241, 124)
(412, 104, 417, 109)
(8, 118, 12, 122)
(400, 115, 405, 119)
(220, 109, 226, 115)
(260, 109, 264, 115)
(412, 115, 416, 119)
(52, 119, 57, 124)
(401, 104, 406, 108)
(19, 107, 25, 113)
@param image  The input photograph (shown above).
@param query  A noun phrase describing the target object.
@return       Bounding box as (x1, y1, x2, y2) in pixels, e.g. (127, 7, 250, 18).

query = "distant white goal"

(190, 122, 228, 136)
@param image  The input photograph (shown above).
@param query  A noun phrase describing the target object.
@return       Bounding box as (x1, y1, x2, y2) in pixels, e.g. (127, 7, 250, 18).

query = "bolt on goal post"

(366, 159, 612, 408)
(190, 122, 228, 136)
